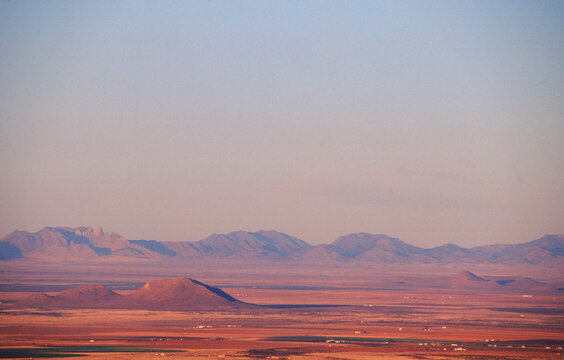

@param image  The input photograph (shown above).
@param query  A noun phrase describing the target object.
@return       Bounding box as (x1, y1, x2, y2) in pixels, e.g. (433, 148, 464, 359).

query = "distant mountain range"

(1, 226, 563, 266)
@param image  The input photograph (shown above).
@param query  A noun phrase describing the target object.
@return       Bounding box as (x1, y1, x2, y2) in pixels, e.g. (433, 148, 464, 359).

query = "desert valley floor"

(1, 260, 563, 360)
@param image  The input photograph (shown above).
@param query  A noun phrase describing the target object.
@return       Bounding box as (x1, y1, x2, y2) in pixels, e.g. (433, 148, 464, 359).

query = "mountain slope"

(163, 230, 310, 259)
(0, 241, 23, 260)
(0, 227, 157, 260)
(329, 233, 426, 261)
(423, 243, 481, 263)
(471, 235, 564, 265)
(293, 244, 347, 262)
(2, 227, 563, 266)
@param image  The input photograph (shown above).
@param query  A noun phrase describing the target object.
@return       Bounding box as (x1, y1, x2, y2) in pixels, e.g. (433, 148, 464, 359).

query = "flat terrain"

(1, 259, 563, 359)
(1, 284, 563, 359)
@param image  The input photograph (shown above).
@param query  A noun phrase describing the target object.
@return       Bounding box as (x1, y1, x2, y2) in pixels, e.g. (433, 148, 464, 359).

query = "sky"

(1, 1, 563, 248)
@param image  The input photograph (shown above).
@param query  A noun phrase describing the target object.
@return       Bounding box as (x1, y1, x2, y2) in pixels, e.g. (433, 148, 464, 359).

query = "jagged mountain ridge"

(0, 226, 157, 260)
(2, 227, 564, 265)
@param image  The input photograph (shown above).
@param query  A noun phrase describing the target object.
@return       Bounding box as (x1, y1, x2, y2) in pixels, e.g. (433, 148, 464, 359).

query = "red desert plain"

(1, 227, 563, 359)
(3, 0, 564, 358)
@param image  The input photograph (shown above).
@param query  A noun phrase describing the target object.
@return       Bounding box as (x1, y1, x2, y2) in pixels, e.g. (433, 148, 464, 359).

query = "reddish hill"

(18, 292, 55, 308)
(18, 284, 120, 309)
(119, 278, 250, 310)
(17, 278, 250, 310)
(56, 284, 120, 302)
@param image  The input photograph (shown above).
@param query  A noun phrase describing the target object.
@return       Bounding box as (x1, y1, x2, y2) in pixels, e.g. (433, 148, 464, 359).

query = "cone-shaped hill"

(17, 278, 252, 310)
(446, 270, 500, 288)
(119, 278, 248, 310)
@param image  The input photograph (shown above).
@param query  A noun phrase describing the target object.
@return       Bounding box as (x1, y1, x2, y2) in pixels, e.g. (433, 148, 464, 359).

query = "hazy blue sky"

(1, 1, 563, 247)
